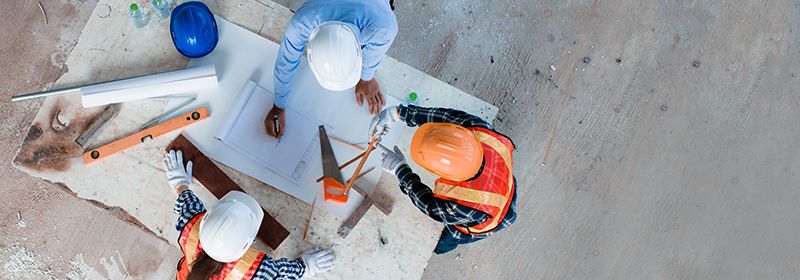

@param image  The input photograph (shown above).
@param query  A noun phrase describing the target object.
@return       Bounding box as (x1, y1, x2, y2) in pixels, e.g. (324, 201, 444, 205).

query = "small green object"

(409, 92, 418, 101)
(130, 3, 139, 12)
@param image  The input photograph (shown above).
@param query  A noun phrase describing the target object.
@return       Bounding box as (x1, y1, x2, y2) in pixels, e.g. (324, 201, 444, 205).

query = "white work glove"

(377, 144, 406, 175)
(368, 106, 401, 138)
(300, 248, 335, 278)
(162, 150, 193, 191)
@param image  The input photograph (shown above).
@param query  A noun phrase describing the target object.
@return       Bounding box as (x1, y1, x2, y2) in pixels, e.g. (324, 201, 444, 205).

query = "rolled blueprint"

(80, 64, 218, 107)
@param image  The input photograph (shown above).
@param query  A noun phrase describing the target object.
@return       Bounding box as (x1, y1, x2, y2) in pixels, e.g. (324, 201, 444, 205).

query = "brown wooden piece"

(166, 134, 289, 249)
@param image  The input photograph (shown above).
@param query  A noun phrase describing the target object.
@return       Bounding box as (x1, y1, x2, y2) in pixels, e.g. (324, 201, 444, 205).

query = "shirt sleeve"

(397, 105, 494, 130)
(251, 256, 306, 280)
(273, 20, 311, 109)
(174, 189, 207, 232)
(395, 164, 489, 225)
(359, 26, 397, 81)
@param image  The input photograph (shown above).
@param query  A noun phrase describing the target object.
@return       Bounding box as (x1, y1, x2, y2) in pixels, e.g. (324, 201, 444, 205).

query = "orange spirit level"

(82, 107, 209, 164)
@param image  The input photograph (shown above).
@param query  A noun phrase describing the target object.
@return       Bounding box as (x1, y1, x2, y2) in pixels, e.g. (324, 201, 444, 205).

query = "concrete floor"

(2, 0, 800, 279)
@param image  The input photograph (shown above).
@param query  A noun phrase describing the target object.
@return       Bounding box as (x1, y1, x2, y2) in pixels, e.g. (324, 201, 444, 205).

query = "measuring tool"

(75, 104, 121, 150)
(82, 107, 209, 164)
(139, 96, 197, 129)
(342, 135, 379, 196)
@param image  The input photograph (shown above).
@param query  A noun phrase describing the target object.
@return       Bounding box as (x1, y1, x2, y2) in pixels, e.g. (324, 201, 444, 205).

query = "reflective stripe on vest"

(433, 128, 514, 235)
(176, 213, 265, 280)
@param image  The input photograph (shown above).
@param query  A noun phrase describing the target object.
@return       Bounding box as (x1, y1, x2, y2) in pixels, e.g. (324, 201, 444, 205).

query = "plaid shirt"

(174, 190, 306, 280)
(395, 105, 518, 242)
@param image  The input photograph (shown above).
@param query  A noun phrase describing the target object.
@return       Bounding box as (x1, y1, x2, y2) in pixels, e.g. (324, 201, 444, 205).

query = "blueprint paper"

(216, 81, 322, 185)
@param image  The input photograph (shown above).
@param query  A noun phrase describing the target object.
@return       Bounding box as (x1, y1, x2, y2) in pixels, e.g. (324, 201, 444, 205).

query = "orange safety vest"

(176, 213, 265, 280)
(433, 127, 515, 235)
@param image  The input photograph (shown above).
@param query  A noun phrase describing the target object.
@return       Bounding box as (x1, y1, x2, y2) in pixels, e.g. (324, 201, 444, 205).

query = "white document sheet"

(216, 81, 322, 185)
(165, 17, 404, 219)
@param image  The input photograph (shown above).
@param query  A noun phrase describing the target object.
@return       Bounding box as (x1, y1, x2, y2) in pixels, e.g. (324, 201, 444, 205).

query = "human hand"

(368, 106, 400, 138)
(377, 144, 406, 175)
(162, 150, 193, 192)
(300, 248, 335, 278)
(355, 79, 385, 115)
(264, 104, 286, 138)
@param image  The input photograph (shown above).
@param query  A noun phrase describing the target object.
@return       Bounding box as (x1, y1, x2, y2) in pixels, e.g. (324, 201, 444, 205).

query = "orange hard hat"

(410, 123, 483, 181)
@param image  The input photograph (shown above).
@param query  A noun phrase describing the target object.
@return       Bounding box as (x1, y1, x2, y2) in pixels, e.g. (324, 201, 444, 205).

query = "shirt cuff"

(273, 95, 289, 109)
(360, 67, 377, 81)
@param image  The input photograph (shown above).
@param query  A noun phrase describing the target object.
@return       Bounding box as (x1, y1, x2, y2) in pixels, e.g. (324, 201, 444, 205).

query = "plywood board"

(11, 0, 498, 279)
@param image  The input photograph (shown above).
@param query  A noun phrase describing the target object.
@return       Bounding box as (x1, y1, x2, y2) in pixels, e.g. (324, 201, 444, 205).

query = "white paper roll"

(80, 64, 218, 108)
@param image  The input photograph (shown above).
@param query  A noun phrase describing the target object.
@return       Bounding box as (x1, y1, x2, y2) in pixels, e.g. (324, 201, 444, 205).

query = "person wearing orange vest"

(369, 105, 517, 254)
(163, 150, 335, 279)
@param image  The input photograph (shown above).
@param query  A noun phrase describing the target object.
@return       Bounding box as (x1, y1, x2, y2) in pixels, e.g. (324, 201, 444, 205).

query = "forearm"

(360, 40, 394, 81)
(254, 256, 306, 280)
(397, 105, 493, 130)
(273, 24, 308, 109)
(174, 189, 206, 232)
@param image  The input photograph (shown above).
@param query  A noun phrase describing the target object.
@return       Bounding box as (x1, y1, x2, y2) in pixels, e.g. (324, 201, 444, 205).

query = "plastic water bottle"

(129, 3, 149, 28)
(405, 92, 419, 106)
(151, 0, 171, 20)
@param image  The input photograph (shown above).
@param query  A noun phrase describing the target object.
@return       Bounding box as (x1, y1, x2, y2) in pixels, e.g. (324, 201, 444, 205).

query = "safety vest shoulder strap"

(180, 213, 205, 265)
(470, 128, 513, 169)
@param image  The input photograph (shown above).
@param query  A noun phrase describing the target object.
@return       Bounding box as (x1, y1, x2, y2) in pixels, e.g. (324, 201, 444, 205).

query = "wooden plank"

(166, 134, 289, 249)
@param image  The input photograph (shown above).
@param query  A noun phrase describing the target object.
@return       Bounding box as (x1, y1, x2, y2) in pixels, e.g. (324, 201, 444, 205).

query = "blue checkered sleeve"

(252, 256, 306, 280)
(395, 164, 489, 226)
(174, 189, 206, 232)
(397, 105, 494, 130)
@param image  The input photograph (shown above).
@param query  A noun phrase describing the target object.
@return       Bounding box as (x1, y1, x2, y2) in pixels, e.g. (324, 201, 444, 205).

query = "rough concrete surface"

(385, 1, 800, 279)
(3, 0, 800, 279)
(0, 1, 180, 279)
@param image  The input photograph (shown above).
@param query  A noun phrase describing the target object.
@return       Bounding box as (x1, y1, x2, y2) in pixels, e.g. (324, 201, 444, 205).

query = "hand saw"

(318, 125, 349, 203)
(82, 107, 209, 164)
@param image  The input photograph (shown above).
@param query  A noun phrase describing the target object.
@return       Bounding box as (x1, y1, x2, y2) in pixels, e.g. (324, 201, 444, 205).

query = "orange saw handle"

(82, 107, 209, 164)
(322, 177, 348, 203)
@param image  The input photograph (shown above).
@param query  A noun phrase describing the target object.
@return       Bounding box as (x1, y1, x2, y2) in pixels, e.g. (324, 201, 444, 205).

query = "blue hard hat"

(170, 2, 218, 58)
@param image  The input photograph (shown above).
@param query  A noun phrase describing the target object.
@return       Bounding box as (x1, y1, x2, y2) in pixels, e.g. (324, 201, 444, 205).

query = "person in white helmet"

(266, 0, 398, 138)
(163, 150, 335, 280)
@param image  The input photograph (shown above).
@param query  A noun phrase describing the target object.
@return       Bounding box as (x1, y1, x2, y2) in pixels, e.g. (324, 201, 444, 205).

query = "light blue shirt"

(272, 0, 398, 109)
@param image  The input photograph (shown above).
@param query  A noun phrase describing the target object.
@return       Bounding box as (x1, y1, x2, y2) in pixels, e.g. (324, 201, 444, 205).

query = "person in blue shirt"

(265, 0, 398, 138)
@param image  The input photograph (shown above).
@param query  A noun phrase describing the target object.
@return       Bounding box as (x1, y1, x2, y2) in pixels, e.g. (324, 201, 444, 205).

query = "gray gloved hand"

(368, 106, 401, 138)
(162, 150, 193, 191)
(377, 144, 406, 175)
(300, 248, 335, 278)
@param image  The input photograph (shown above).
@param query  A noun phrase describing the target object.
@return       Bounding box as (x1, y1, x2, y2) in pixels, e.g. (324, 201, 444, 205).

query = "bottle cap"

(409, 92, 418, 101)
(130, 3, 139, 12)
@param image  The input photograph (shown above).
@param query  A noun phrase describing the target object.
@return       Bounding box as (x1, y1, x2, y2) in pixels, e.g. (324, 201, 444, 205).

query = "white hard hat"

(306, 21, 362, 91)
(199, 191, 263, 263)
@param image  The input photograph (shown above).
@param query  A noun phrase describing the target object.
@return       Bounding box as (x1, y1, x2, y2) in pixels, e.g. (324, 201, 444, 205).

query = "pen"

(273, 115, 281, 136)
